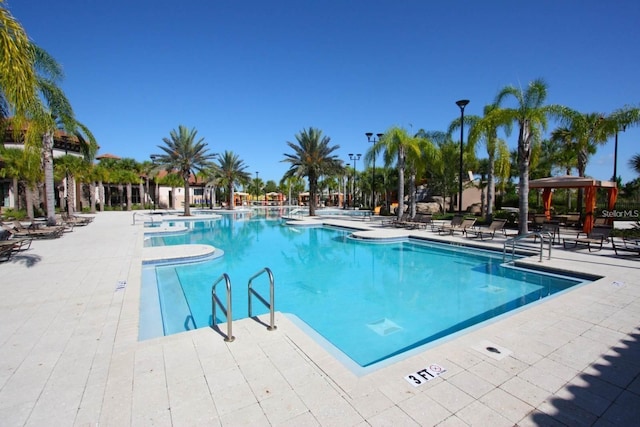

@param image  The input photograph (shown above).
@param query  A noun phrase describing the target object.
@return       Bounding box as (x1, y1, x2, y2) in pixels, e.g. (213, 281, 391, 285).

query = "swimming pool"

(141, 213, 587, 368)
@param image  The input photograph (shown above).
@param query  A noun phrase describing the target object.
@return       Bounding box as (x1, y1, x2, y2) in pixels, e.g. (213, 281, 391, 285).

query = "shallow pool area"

(140, 213, 588, 367)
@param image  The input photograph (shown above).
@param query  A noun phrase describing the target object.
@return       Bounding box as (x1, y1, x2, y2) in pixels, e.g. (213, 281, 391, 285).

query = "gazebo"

(529, 175, 617, 233)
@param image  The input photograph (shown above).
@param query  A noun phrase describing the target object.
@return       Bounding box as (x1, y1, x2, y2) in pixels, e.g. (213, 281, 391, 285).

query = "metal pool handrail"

(503, 231, 552, 262)
(211, 273, 235, 342)
(248, 267, 277, 331)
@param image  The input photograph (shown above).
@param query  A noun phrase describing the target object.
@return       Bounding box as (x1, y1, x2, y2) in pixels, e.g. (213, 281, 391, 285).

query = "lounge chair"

(465, 219, 507, 240)
(562, 225, 612, 252)
(382, 213, 408, 227)
(61, 213, 94, 226)
(5, 221, 65, 239)
(439, 217, 476, 236)
(0, 241, 17, 262)
(403, 213, 433, 230)
(434, 215, 463, 234)
(611, 237, 640, 257)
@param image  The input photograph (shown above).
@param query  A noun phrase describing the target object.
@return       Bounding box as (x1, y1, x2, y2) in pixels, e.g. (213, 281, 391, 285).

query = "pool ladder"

(211, 267, 276, 342)
(503, 231, 552, 262)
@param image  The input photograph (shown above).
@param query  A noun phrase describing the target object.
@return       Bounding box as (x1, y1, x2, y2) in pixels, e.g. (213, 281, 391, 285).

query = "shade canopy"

(529, 175, 617, 233)
(529, 175, 616, 190)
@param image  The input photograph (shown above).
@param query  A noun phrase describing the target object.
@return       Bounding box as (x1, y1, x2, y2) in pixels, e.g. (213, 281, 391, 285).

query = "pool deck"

(1, 211, 639, 426)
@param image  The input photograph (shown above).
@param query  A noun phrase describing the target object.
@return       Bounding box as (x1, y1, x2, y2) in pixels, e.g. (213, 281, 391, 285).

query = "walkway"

(0, 211, 639, 426)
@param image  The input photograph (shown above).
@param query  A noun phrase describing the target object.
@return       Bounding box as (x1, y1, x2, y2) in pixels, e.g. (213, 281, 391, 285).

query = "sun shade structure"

(529, 175, 617, 233)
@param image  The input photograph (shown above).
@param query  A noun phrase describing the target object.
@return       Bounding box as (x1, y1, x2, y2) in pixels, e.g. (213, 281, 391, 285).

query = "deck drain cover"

(472, 340, 512, 360)
(367, 318, 402, 336)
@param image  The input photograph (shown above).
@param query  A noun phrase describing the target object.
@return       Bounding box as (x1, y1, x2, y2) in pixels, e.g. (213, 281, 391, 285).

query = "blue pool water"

(141, 212, 586, 367)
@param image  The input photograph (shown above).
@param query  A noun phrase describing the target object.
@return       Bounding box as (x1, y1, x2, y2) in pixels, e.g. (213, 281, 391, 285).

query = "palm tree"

(155, 125, 216, 216)
(279, 175, 305, 207)
(0, 146, 41, 217)
(34, 52, 96, 223)
(453, 104, 512, 221)
(215, 150, 251, 210)
(406, 135, 436, 218)
(0, 2, 40, 121)
(282, 127, 342, 216)
(54, 154, 86, 214)
(490, 79, 565, 234)
(0, 13, 96, 223)
(629, 154, 640, 177)
(367, 127, 420, 220)
(91, 163, 110, 212)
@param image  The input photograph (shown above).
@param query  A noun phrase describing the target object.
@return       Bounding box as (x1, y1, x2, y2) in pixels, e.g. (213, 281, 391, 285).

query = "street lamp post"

(344, 163, 350, 209)
(349, 153, 361, 209)
(150, 154, 160, 211)
(366, 133, 383, 209)
(456, 99, 470, 213)
(613, 125, 626, 182)
(255, 171, 259, 205)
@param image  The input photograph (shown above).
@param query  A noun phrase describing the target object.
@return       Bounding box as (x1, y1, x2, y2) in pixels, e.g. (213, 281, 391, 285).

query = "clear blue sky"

(8, 0, 640, 184)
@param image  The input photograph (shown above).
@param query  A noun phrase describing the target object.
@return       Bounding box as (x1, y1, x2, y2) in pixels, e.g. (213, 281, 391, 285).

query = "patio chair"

(61, 213, 94, 226)
(562, 225, 612, 252)
(6, 221, 65, 239)
(382, 212, 409, 227)
(0, 241, 17, 262)
(403, 213, 433, 229)
(434, 215, 463, 234)
(465, 219, 507, 240)
(611, 237, 640, 257)
(440, 217, 476, 236)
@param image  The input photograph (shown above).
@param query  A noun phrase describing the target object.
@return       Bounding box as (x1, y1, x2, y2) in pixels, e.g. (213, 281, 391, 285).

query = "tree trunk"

(309, 173, 317, 216)
(139, 182, 145, 209)
(576, 149, 588, 214)
(12, 177, 20, 210)
(98, 181, 104, 212)
(42, 132, 57, 225)
(184, 178, 191, 216)
(517, 120, 531, 235)
(397, 148, 405, 220)
(90, 182, 97, 213)
(117, 184, 123, 209)
(487, 150, 496, 222)
(408, 168, 416, 219)
(25, 184, 34, 219)
(67, 175, 76, 215)
(228, 184, 234, 210)
(126, 183, 132, 211)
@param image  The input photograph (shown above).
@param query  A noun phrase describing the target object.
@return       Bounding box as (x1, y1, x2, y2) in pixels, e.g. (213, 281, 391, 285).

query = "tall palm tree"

(155, 125, 216, 216)
(215, 150, 251, 210)
(1, 8, 96, 223)
(282, 127, 342, 216)
(453, 104, 512, 221)
(367, 126, 421, 220)
(490, 79, 565, 234)
(405, 134, 436, 218)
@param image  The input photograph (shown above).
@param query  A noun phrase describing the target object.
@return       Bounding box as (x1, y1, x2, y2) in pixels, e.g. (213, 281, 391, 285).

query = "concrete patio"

(1, 211, 639, 426)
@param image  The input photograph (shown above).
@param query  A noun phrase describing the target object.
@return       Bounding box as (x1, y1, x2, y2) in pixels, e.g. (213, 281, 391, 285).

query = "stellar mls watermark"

(601, 209, 639, 218)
